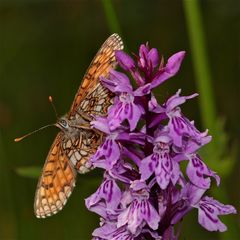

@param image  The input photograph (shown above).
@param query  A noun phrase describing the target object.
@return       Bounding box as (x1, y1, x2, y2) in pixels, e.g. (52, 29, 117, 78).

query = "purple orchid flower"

(117, 181, 160, 234)
(85, 41, 236, 240)
(171, 183, 237, 232)
(101, 70, 146, 131)
(140, 134, 180, 189)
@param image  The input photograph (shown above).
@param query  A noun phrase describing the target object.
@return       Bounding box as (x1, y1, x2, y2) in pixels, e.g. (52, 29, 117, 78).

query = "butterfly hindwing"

(34, 133, 77, 218)
(62, 129, 102, 173)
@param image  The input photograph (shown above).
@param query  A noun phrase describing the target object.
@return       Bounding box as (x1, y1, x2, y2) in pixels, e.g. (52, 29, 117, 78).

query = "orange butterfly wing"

(34, 133, 76, 218)
(68, 33, 123, 118)
(34, 34, 124, 218)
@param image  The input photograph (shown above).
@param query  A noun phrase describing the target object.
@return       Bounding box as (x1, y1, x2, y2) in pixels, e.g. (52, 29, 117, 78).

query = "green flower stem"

(183, 0, 217, 132)
(101, 0, 122, 36)
(183, 1, 238, 239)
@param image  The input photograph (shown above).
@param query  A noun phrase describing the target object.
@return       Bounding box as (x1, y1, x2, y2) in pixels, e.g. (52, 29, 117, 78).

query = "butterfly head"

(56, 117, 70, 131)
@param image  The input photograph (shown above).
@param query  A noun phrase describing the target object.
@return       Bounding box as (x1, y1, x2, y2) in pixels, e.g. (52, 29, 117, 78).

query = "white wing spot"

(70, 154, 77, 165)
(66, 140, 71, 148)
(80, 150, 88, 156)
(75, 151, 81, 161)
(95, 105, 102, 112)
(59, 192, 66, 203)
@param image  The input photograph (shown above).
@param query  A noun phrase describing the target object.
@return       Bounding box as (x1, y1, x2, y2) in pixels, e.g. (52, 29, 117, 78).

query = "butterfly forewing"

(34, 33, 123, 218)
(65, 33, 123, 173)
(68, 33, 123, 118)
(34, 133, 77, 218)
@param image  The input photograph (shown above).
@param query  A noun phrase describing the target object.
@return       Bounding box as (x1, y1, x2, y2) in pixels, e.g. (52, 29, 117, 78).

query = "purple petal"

(165, 51, 186, 75)
(148, 94, 165, 113)
(128, 103, 143, 131)
(202, 196, 237, 215)
(128, 132, 146, 145)
(148, 48, 159, 69)
(85, 177, 122, 211)
(117, 132, 145, 145)
(155, 151, 180, 189)
(168, 108, 209, 148)
(186, 154, 220, 189)
(109, 225, 136, 240)
(117, 199, 160, 234)
(91, 116, 110, 134)
(139, 44, 149, 63)
(140, 154, 156, 181)
(120, 190, 133, 209)
(131, 70, 145, 86)
(85, 201, 109, 218)
(171, 184, 206, 225)
(92, 138, 120, 170)
(134, 83, 151, 96)
(142, 201, 161, 231)
(183, 135, 212, 154)
(151, 51, 185, 88)
(108, 95, 143, 131)
(182, 183, 206, 205)
(101, 70, 132, 93)
(137, 44, 161, 82)
(108, 160, 136, 184)
(115, 50, 135, 71)
(196, 196, 237, 232)
(130, 180, 148, 192)
(108, 100, 124, 130)
(165, 89, 198, 112)
(122, 146, 141, 167)
(92, 221, 117, 239)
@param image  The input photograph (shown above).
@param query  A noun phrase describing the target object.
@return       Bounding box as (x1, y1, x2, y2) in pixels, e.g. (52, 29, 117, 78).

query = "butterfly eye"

(60, 119, 68, 128)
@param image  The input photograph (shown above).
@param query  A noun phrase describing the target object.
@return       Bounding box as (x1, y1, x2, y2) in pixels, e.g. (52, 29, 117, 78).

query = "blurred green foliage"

(0, 0, 239, 239)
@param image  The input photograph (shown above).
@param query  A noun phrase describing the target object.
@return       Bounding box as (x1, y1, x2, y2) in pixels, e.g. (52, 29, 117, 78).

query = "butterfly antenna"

(49, 96, 59, 119)
(14, 124, 53, 142)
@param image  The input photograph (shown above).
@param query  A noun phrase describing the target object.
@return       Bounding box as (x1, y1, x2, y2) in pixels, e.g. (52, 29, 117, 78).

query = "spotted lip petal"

(140, 137, 180, 190)
(186, 154, 220, 189)
(107, 92, 144, 132)
(196, 196, 237, 232)
(91, 137, 121, 170)
(85, 175, 122, 213)
(117, 181, 160, 234)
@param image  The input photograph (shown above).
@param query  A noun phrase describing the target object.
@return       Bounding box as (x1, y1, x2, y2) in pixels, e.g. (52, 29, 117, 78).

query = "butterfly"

(16, 34, 123, 218)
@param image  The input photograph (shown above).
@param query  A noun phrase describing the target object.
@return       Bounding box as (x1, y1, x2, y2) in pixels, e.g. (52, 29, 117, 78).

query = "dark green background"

(0, 0, 239, 239)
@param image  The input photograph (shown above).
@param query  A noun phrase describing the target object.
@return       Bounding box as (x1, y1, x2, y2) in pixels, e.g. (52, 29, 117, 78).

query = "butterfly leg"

(77, 110, 93, 122)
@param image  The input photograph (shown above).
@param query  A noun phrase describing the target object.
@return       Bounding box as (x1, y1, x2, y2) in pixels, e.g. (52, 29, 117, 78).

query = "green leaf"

(15, 166, 41, 178)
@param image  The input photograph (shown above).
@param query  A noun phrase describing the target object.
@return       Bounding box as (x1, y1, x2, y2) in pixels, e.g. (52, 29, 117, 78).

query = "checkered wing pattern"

(62, 129, 101, 173)
(68, 33, 123, 118)
(34, 133, 76, 218)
